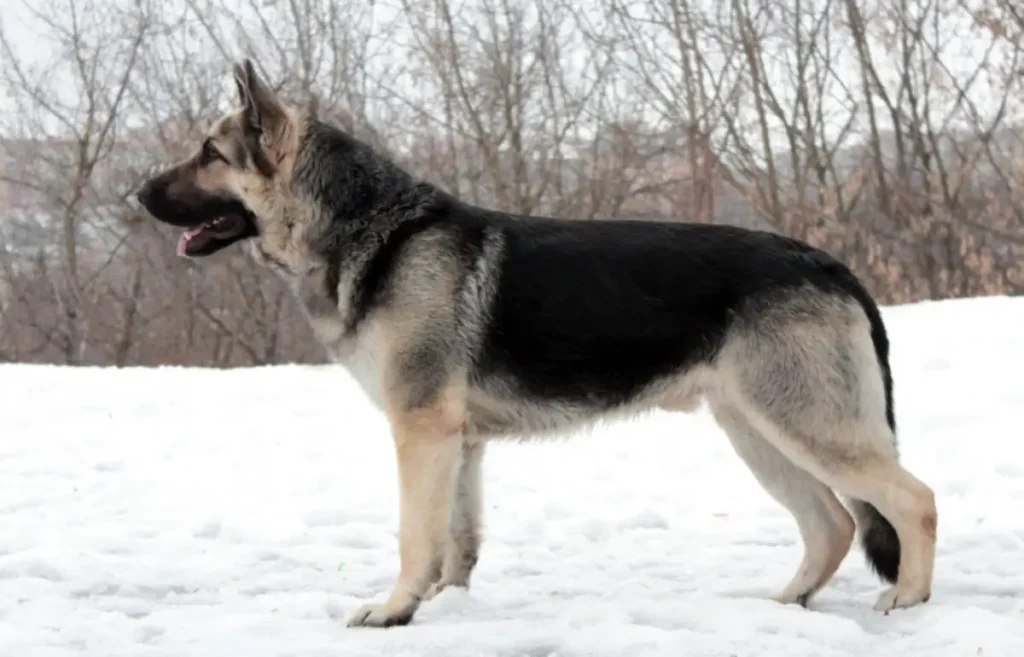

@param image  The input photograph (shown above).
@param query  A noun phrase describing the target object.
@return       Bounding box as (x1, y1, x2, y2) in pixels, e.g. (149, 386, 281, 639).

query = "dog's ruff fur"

(137, 59, 938, 628)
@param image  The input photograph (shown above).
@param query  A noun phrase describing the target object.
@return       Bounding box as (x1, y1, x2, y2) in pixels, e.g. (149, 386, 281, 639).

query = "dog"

(136, 59, 937, 628)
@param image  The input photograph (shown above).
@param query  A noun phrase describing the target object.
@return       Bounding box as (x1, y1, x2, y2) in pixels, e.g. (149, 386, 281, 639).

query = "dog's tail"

(844, 278, 901, 584)
(850, 500, 900, 583)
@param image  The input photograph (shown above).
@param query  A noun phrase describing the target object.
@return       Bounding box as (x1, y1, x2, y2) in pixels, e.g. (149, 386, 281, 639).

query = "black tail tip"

(860, 503, 900, 583)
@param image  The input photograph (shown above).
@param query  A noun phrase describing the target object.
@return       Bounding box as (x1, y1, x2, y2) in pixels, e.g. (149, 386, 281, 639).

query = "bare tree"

(1, 0, 1020, 367)
(0, 0, 152, 364)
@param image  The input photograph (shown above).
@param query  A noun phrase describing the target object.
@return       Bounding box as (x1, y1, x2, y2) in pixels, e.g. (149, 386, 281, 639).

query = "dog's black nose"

(136, 180, 155, 208)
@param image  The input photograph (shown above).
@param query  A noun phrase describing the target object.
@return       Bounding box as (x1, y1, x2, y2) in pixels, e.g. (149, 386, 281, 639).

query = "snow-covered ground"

(2, 296, 1023, 657)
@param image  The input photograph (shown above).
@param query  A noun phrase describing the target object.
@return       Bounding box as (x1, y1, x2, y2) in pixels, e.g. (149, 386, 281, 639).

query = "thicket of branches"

(1, 0, 1022, 366)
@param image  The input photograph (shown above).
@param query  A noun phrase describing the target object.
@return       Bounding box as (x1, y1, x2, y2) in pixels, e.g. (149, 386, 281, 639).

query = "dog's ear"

(233, 59, 285, 135)
(233, 63, 249, 107)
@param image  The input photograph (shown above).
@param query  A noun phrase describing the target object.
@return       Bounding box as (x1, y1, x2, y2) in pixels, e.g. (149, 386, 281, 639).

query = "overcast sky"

(1, 0, 1020, 146)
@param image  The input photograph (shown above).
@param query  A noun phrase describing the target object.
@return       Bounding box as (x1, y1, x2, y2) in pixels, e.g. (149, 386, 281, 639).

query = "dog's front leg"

(425, 440, 485, 600)
(347, 396, 464, 628)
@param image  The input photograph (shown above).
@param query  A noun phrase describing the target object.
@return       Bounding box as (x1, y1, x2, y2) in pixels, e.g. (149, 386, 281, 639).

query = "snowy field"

(2, 296, 1023, 657)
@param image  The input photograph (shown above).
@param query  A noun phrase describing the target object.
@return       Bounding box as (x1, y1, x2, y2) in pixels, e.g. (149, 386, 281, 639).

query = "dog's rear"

(702, 274, 933, 612)
(459, 217, 934, 612)
(135, 58, 937, 628)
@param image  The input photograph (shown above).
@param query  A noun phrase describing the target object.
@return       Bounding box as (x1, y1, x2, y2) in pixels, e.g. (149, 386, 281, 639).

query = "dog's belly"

(464, 394, 590, 440)
(462, 381, 643, 441)
(462, 359, 717, 441)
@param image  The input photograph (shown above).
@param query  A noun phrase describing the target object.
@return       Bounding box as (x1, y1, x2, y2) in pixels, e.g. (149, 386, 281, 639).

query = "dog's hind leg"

(425, 440, 485, 600)
(709, 402, 855, 606)
(746, 409, 936, 612)
(725, 303, 937, 612)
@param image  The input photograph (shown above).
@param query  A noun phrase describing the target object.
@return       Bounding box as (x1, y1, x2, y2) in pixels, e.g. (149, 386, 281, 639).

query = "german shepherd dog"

(136, 59, 937, 628)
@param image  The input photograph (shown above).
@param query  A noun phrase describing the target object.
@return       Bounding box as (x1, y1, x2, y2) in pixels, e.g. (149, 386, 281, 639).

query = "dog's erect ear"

(232, 59, 285, 135)
(233, 63, 249, 107)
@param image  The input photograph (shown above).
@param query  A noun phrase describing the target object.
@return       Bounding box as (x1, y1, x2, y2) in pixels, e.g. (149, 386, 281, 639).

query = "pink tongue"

(176, 227, 205, 256)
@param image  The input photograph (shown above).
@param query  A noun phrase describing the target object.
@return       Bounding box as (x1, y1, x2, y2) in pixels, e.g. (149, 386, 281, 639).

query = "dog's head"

(136, 59, 301, 258)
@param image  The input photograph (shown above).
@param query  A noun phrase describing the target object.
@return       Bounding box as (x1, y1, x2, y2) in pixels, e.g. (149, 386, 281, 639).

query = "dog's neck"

(246, 116, 444, 353)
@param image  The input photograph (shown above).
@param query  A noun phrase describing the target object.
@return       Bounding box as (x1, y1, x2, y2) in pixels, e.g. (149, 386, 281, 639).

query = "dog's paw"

(873, 585, 931, 613)
(771, 590, 812, 608)
(346, 600, 417, 628)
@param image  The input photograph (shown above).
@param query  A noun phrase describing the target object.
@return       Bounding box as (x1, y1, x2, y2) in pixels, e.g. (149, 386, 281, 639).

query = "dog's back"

(467, 212, 875, 402)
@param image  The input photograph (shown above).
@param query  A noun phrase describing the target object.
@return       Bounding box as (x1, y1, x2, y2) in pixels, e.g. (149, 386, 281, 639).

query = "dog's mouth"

(176, 212, 259, 258)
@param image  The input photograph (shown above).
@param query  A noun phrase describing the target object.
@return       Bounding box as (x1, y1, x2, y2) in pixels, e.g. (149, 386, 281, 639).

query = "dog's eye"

(199, 139, 224, 166)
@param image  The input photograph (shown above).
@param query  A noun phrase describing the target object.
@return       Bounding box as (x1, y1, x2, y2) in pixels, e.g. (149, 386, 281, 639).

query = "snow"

(2, 295, 1024, 657)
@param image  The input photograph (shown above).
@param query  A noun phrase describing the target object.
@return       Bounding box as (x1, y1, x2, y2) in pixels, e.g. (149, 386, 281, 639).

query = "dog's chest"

(338, 330, 389, 411)
(300, 288, 390, 411)
(277, 266, 391, 412)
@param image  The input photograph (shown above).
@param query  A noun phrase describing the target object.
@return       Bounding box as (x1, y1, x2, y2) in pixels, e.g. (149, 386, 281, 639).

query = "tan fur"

(710, 296, 937, 610)
(711, 403, 857, 605)
(215, 108, 311, 271)
(425, 439, 485, 600)
(346, 382, 468, 628)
